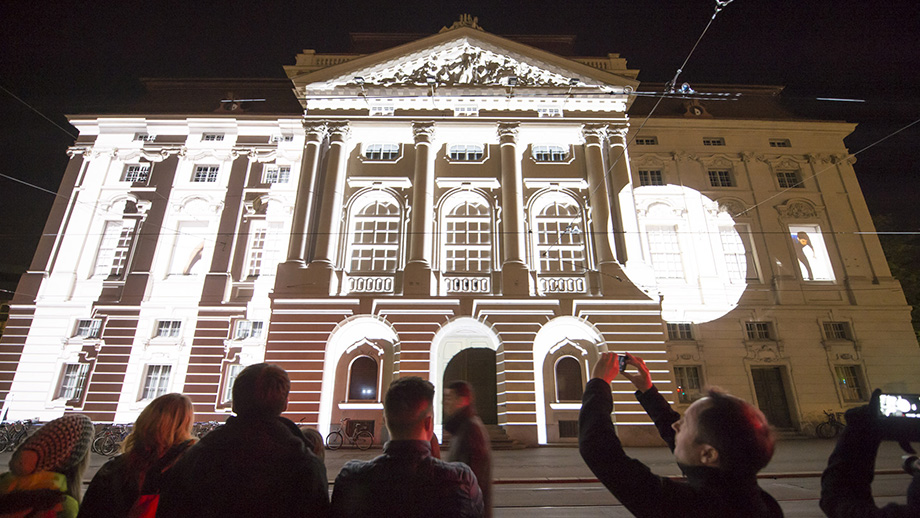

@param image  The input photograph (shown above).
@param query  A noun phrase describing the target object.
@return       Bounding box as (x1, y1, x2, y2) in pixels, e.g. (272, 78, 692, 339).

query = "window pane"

(142, 365, 172, 400)
(646, 225, 683, 279)
(223, 364, 244, 403)
(58, 363, 89, 400)
(348, 356, 378, 400)
(535, 200, 585, 273)
(349, 200, 400, 272)
(444, 200, 491, 272)
(555, 357, 583, 402)
(674, 366, 703, 403)
(835, 365, 867, 402)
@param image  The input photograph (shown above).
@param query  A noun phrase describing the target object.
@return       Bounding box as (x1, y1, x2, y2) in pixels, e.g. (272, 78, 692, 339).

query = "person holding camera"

(820, 390, 920, 517)
(579, 352, 782, 517)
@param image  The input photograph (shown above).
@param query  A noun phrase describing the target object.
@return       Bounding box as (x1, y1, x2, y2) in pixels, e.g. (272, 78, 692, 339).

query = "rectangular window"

(454, 105, 479, 117)
(720, 226, 748, 284)
(835, 365, 868, 402)
(769, 138, 791, 148)
(533, 145, 568, 162)
(141, 365, 172, 400)
(674, 366, 704, 404)
(155, 320, 182, 338)
(790, 224, 835, 281)
(702, 137, 725, 146)
(777, 171, 802, 189)
(666, 323, 693, 340)
(364, 144, 399, 161)
(635, 136, 658, 146)
(369, 105, 395, 116)
(121, 163, 150, 183)
(168, 221, 209, 275)
(638, 169, 664, 186)
(201, 133, 225, 142)
(74, 319, 102, 338)
(745, 321, 774, 340)
(270, 134, 294, 143)
(824, 322, 852, 341)
(537, 106, 562, 118)
(57, 363, 89, 401)
(245, 222, 283, 278)
(234, 320, 264, 340)
(262, 165, 291, 184)
(192, 165, 219, 183)
(134, 133, 156, 142)
(708, 169, 734, 187)
(94, 221, 136, 278)
(222, 364, 244, 403)
(448, 144, 484, 162)
(646, 225, 683, 279)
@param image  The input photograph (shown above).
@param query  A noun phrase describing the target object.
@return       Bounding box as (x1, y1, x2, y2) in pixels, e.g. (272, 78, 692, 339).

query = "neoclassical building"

(2, 20, 917, 445)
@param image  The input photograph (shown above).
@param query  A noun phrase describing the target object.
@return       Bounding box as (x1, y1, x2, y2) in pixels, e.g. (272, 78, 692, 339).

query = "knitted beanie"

(10, 414, 94, 476)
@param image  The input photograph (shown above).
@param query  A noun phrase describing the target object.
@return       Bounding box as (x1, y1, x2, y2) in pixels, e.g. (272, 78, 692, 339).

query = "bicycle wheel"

(355, 431, 373, 450)
(815, 422, 837, 439)
(101, 436, 118, 456)
(0, 430, 9, 453)
(92, 434, 108, 454)
(326, 431, 343, 450)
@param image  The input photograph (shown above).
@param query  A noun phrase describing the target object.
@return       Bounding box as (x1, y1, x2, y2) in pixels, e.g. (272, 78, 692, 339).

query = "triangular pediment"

(290, 27, 639, 93)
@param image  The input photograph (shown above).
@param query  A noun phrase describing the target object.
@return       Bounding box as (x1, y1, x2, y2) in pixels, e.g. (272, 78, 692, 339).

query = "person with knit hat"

(0, 414, 94, 518)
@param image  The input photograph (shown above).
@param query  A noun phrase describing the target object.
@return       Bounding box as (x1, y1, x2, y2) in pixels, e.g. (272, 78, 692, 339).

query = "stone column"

(274, 122, 327, 295)
(498, 122, 532, 296)
(404, 122, 436, 295)
(605, 127, 632, 263)
(582, 124, 615, 264)
(303, 122, 351, 295)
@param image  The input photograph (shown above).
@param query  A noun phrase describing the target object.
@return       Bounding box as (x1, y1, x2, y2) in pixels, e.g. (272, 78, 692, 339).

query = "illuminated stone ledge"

(539, 276, 587, 294)
(347, 275, 394, 294)
(444, 276, 491, 293)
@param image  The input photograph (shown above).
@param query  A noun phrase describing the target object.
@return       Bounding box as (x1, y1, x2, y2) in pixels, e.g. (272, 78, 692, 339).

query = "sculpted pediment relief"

(308, 37, 608, 89)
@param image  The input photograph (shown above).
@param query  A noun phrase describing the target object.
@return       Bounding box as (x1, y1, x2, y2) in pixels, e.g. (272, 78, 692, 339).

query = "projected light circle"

(621, 185, 748, 324)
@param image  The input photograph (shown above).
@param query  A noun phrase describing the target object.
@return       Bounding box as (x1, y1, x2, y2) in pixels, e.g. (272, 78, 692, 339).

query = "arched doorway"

(443, 348, 497, 424)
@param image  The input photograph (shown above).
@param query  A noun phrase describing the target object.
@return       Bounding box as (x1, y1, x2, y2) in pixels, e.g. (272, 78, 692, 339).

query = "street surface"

(1, 437, 913, 517)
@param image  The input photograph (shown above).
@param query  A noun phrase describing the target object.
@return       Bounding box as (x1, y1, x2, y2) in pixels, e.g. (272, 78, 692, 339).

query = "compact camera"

(617, 354, 628, 373)
(873, 392, 920, 442)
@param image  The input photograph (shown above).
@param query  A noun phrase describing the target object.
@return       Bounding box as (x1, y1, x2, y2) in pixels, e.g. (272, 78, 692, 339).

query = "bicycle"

(192, 421, 221, 439)
(325, 418, 374, 450)
(816, 410, 846, 438)
(0, 419, 39, 452)
(92, 423, 132, 456)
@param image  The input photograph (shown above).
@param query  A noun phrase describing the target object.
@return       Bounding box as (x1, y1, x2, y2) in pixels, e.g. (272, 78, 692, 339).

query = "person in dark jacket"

(80, 393, 196, 518)
(579, 352, 783, 518)
(444, 380, 492, 518)
(820, 395, 920, 517)
(156, 363, 329, 518)
(331, 376, 483, 518)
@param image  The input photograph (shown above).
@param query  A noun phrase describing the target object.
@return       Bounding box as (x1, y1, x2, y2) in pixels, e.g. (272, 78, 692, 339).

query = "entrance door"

(443, 348, 497, 424)
(751, 366, 794, 429)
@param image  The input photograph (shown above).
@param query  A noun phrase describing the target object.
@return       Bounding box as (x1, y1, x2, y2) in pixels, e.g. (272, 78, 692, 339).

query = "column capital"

(581, 124, 608, 144)
(412, 121, 436, 144)
(497, 122, 519, 144)
(327, 121, 351, 142)
(302, 121, 328, 141)
(605, 126, 629, 145)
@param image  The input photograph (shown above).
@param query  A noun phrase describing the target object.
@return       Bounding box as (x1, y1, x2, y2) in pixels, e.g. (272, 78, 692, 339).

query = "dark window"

(702, 137, 725, 146)
(674, 366, 703, 404)
(777, 171, 802, 188)
(769, 139, 791, 148)
(635, 136, 658, 146)
(555, 356, 584, 402)
(348, 356, 379, 400)
(745, 321, 774, 340)
(638, 170, 664, 186)
(824, 322, 852, 340)
(708, 169, 734, 187)
(835, 365, 868, 402)
(667, 323, 693, 340)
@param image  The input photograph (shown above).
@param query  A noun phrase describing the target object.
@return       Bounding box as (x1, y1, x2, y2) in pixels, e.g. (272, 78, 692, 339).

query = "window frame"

(221, 363, 244, 404)
(554, 355, 585, 403)
(707, 169, 735, 187)
(346, 355, 380, 402)
(121, 163, 151, 183)
(834, 364, 869, 403)
(262, 165, 292, 184)
(637, 169, 664, 186)
(201, 133, 225, 142)
(769, 138, 791, 148)
(155, 319, 182, 339)
(745, 321, 775, 340)
(56, 362, 90, 403)
(442, 195, 493, 273)
(233, 319, 265, 340)
(645, 224, 685, 280)
(702, 137, 725, 146)
(532, 195, 587, 274)
(191, 164, 220, 183)
(362, 143, 401, 162)
(140, 364, 172, 401)
(453, 105, 479, 117)
(133, 133, 156, 142)
(74, 318, 103, 339)
(666, 322, 694, 341)
(369, 105, 395, 117)
(673, 365, 704, 404)
(346, 194, 402, 273)
(776, 170, 803, 189)
(447, 144, 486, 162)
(532, 145, 569, 163)
(823, 321, 853, 341)
(537, 106, 563, 118)
(635, 136, 659, 146)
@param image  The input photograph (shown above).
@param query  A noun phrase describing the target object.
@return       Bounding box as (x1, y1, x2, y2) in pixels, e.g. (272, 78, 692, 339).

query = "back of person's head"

(9, 414, 94, 502)
(384, 376, 434, 439)
(447, 380, 473, 401)
(232, 363, 290, 418)
(123, 393, 195, 463)
(695, 389, 775, 475)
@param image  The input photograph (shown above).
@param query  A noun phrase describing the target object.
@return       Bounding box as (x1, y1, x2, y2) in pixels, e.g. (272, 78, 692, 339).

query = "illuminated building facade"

(2, 20, 918, 445)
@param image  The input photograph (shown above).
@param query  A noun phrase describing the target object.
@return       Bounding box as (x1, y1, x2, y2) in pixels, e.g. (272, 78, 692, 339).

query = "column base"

(501, 261, 533, 296)
(403, 261, 433, 296)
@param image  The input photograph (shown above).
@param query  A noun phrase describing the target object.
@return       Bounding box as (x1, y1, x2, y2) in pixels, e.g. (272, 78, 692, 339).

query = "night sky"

(1, 1, 919, 295)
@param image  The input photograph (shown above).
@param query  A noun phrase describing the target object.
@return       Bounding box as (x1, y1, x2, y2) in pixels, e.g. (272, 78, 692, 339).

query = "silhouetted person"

(579, 353, 782, 517)
(793, 231, 815, 280)
(331, 376, 483, 518)
(444, 380, 493, 518)
(157, 363, 329, 517)
(820, 392, 920, 517)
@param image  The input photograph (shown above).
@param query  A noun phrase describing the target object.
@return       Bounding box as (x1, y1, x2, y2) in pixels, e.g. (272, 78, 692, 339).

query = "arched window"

(533, 198, 585, 273)
(448, 144, 484, 161)
(348, 356, 378, 401)
(555, 356, 583, 402)
(348, 197, 401, 272)
(532, 145, 568, 162)
(443, 198, 492, 272)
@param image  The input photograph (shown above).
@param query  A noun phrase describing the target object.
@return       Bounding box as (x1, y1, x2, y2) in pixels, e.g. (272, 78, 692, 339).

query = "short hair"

(694, 389, 775, 475)
(384, 377, 434, 438)
(232, 363, 290, 417)
(446, 380, 473, 400)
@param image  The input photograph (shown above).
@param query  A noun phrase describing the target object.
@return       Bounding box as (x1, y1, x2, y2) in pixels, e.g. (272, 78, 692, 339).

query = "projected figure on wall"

(793, 231, 815, 281)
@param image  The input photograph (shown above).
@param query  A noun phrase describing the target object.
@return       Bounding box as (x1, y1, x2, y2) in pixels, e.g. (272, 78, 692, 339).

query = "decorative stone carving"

(412, 122, 436, 143)
(605, 126, 628, 143)
(302, 121, 329, 139)
(327, 122, 351, 141)
(440, 14, 485, 33)
(497, 123, 519, 142)
(744, 340, 784, 362)
(581, 124, 607, 143)
(776, 199, 819, 219)
(717, 198, 747, 217)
